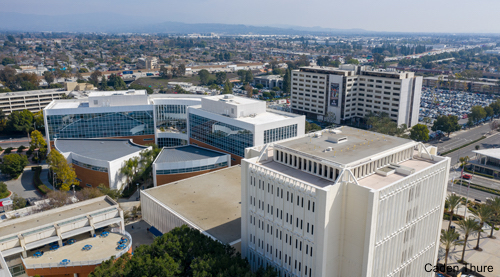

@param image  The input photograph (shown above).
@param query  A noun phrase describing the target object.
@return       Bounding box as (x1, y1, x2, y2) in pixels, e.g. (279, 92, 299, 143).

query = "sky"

(2, 0, 500, 33)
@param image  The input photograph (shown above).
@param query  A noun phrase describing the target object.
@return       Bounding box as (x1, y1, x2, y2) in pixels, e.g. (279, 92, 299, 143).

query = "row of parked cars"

(419, 87, 497, 121)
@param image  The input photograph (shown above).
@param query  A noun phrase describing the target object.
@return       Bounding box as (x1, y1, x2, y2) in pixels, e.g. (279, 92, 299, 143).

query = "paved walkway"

(440, 193, 500, 277)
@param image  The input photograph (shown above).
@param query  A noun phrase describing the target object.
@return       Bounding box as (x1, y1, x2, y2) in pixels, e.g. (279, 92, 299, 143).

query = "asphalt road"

(0, 136, 30, 149)
(444, 133, 500, 165)
(447, 181, 496, 202)
(428, 123, 494, 153)
(1, 167, 43, 201)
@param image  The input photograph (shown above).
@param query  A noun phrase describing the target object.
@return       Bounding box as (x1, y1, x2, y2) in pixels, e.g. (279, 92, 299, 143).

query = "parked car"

(461, 174, 472, 180)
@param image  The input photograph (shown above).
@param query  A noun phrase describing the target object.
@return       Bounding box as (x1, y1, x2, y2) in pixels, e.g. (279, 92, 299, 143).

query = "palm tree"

(488, 197, 500, 238)
(470, 204, 494, 250)
(456, 218, 480, 263)
(446, 194, 462, 230)
(440, 229, 462, 271)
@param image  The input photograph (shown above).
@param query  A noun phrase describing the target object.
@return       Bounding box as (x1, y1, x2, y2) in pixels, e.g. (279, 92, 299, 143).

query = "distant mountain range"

(0, 12, 372, 35)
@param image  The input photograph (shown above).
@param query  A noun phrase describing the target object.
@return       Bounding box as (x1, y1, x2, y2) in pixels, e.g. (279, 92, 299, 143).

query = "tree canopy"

(409, 124, 429, 141)
(431, 115, 461, 137)
(89, 225, 277, 277)
(47, 149, 79, 191)
(0, 153, 28, 178)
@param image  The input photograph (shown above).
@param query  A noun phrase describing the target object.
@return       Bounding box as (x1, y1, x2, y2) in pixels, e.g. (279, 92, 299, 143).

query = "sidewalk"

(39, 164, 55, 190)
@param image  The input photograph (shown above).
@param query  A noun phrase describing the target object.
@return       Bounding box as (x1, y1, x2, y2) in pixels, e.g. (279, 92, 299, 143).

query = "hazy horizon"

(2, 0, 500, 33)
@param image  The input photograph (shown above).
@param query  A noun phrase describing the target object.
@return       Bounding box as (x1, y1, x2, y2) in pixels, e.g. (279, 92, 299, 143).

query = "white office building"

(290, 65, 422, 127)
(241, 126, 449, 277)
(188, 95, 305, 164)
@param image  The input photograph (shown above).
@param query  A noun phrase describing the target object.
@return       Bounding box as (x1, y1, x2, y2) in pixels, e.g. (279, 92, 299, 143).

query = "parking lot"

(419, 87, 497, 121)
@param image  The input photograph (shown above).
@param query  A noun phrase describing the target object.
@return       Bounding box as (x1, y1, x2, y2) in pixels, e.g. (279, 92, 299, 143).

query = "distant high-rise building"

(137, 57, 158, 70)
(241, 127, 449, 277)
(290, 65, 422, 127)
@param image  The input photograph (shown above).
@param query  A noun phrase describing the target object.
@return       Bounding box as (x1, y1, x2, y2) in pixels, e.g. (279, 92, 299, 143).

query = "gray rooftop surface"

(277, 126, 415, 166)
(143, 166, 241, 244)
(0, 198, 115, 238)
(155, 145, 228, 164)
(55, 139, 148, 162)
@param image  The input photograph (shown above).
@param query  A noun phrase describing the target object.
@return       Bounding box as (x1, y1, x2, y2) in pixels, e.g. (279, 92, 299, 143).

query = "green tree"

(215, 72, 227, 85)
(305, 121, 322, 133)
(0, 154, 28, 179)
(469, 105, 486, 123)
(11, 193, 27, 210)
(487, 197, 500, 238)
(198, 69, 210, 85)
(89, 225, 277, 277)
(30, 130, 47, 161)
(109, 74, 126, 90)
(99, 75, 108, 91)
(89, 70, 102, 86)
(431, 115, 461, 137)
(222, 79, 233, 94)
(470, 204, 494, 250)
(282, 68, 291, 94)
(440, 229, 461, 271)
(43, 71, 55, 85)
(409, 124, 429, 141)
(47, 150, 78, 191)
(97, 184, 121, 200)
(8, 109, 34, 137)
(345, 58, 360, 65)
(0, 182, 9, 198)
(484, 106, 494, 119)
(445, 194, 462, 230)
(245, 70, 253, 83)
(1, 57, 15, 66)
(456, 218, 480, 263)
(120, 157, 140, 189)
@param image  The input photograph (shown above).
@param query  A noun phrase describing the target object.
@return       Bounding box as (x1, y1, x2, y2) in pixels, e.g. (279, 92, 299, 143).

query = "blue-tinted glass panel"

(156, 162, 227, 175)
(189, 114, 253, 157)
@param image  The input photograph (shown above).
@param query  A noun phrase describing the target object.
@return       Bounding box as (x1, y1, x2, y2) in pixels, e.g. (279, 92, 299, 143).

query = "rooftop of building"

(0, 88, 65, 97)
(141, 166, 241, 244)
(203, 94, 259, 105)
(0, 197, 116, 239)
(54, 139, 148, 162)
(473, 148, 500, 160)
(154, 145, 228, 164)
(23, 232, 128, 268)
(254, 75, 283, 80)
(357, 156, 438, 190)
(88, 89, 147, 97)
(298, 65, 412, 79)
(237, 109, 302, 124)
(276, 127, 415, 166)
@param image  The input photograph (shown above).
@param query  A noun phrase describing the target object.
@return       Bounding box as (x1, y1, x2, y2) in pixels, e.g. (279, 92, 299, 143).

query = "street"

(444, 132, 500, 165)
(0, 136, 30, 149)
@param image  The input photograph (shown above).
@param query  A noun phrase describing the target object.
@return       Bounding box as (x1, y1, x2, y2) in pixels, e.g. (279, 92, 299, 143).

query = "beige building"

(290, 65, 422, 127)
(137, 57, 158, 70)
(65, 82, 96, 92)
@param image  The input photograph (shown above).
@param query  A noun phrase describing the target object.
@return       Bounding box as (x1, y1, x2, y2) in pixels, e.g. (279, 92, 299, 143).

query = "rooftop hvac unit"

(327, 136, 348, 143)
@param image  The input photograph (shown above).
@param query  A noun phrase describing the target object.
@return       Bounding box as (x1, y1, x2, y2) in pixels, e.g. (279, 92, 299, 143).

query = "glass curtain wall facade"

(72, 159, 108, 173)
(263, 124, 298, 144)
(157, 138, 188, 148)
(156, 162, 228, 175)
(46, 111, 154, 141)
(189, 114, 253, 157)
(155, 105, 188, 131)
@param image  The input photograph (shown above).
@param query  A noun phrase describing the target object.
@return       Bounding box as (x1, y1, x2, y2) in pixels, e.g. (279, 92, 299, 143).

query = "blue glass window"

(189, 114, 253, 157)
(156, 162, 227, 175)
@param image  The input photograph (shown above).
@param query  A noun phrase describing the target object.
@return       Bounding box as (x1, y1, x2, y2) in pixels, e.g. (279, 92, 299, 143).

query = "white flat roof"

(473, 149, 500, 160)
(142, 166, 241, 244)
(204, 95, 258, 105)
(237, 110, 297, 124)
(88, 90, 147, 97)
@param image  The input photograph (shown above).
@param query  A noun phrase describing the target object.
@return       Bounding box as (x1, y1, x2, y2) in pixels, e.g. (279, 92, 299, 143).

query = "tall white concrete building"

(290, 65, 422, 127)
(241, 127, 449, 277)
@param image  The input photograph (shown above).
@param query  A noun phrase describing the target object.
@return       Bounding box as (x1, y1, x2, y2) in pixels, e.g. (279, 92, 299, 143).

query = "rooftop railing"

(21, 230, 132, 270)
